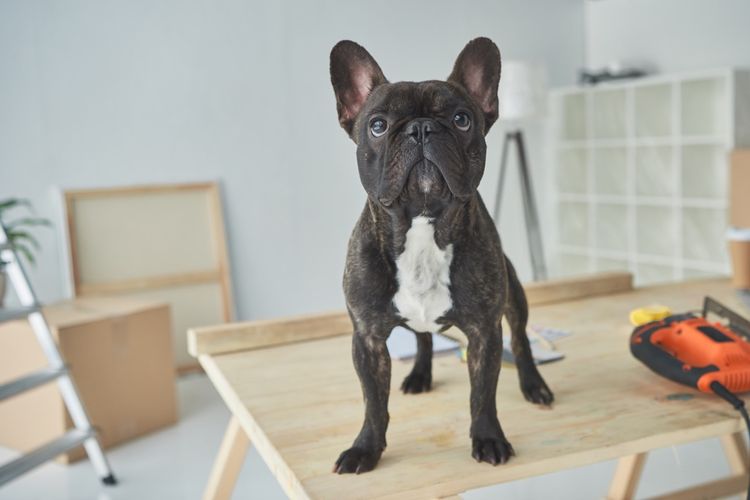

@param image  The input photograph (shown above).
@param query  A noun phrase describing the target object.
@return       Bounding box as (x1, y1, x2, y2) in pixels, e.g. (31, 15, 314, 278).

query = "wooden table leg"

(613, 433, 748, 500)
(721, 431, 749, 475)
(203, 416, 251, 500)
(607, 453, 647, 500)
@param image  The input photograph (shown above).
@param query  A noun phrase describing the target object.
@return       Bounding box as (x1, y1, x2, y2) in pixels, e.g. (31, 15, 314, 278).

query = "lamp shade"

(499, 61, 547, 122)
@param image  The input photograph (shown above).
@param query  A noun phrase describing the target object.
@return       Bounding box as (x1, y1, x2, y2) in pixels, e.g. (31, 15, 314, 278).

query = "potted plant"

(0, 198, 50, 307)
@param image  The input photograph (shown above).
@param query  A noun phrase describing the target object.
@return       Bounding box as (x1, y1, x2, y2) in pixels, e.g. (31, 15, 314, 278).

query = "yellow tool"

(629, 305, 672, 326)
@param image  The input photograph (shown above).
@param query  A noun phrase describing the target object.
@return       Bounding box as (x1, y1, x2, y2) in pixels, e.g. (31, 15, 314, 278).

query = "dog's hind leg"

(401, 331, 433, 394)
(504, 256, 554, 406)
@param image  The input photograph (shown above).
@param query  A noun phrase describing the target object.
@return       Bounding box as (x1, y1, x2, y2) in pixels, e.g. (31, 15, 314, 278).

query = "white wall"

(0, 0, 584, 320)
(585, 0, 750, 73)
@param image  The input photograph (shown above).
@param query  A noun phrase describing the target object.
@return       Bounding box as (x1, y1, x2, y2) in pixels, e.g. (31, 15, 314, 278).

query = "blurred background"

(2, 0, 750, 498)
(0, 0, 586, 319)
(4, 0, 750, 318)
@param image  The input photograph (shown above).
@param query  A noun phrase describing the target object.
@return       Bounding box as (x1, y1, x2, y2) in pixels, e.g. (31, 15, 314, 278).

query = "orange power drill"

(630, 297, 750, 499)
(630, 297, 750, 393)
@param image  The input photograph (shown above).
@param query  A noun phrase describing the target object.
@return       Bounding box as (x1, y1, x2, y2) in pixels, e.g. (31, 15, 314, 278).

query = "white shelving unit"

(549, 68, 750, 285)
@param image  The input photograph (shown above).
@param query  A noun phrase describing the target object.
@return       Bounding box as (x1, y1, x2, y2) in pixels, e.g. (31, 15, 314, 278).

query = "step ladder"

(0, 222, 116, 487)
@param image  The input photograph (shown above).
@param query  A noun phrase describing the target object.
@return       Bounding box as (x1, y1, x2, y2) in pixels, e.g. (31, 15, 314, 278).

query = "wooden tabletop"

(195, 278, 749, 499)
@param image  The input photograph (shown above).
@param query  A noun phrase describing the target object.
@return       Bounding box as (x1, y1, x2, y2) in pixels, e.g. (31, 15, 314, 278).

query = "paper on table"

(386, 326, 461, 360)
(501, 341, 564, 364)
(530, 325, 572, 343)
(501, 326, 569, 364)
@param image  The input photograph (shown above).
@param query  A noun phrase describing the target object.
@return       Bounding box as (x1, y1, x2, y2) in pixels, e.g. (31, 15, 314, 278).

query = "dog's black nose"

(405, 119, 437, 144)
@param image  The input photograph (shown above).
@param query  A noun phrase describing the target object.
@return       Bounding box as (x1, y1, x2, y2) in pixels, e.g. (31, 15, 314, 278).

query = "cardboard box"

(0, 297, 178, 463)
(729, 228, 750, 289)
(730, 149, 750, 228)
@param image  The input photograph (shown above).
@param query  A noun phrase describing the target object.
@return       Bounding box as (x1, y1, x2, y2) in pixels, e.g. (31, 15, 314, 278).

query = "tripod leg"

(493, 132, 513, 223)
(515, 131, 548, 281)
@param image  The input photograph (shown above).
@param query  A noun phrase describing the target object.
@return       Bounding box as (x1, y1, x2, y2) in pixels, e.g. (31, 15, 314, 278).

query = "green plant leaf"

(0, 198, 31, 211)
(0, 198, 32, 218)
(7, 230, 40, 250)
(0, 201, 47, 267)
(13, 242, 35, 266)
(6, 217, 51, 230)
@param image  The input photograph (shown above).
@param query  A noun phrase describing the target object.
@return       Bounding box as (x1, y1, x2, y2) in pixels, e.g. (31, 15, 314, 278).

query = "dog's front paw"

(400, 371, 432, 394)
(471, 436, 515, 465)
(333, 446, 381, 474)
(520, 376, 554, 406)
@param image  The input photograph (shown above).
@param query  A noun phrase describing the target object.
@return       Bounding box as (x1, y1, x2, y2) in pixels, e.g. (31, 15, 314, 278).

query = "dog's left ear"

(330, 41, 388, 138)
(448, 37, 501, 135)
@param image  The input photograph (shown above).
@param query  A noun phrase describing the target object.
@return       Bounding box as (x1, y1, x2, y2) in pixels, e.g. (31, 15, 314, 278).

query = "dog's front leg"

(334, 330, 391, 474)
(465, 323, 515, 465)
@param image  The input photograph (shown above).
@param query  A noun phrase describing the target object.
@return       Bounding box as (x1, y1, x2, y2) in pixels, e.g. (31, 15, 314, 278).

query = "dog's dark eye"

(453, 112, 471, 131)
(370, 118, 388, 137)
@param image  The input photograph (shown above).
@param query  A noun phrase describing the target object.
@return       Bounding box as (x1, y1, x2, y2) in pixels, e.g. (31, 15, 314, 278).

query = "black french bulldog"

(330, 37, 554, 474)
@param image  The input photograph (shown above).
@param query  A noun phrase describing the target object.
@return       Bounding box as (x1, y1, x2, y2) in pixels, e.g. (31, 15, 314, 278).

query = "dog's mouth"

(377, 142, 475, 209)
(404, 159, 449, 197)
(377, 158, 453, 216)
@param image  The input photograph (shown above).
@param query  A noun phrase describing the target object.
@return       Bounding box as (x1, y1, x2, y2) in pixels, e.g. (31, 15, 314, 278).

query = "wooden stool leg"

(203, 416, 251, 500)
(721, 431, 749, 474)
(607, 453, 647, 500)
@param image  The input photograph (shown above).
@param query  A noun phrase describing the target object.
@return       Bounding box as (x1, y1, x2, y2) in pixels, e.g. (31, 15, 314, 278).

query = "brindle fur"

(330, 38, 553, 475)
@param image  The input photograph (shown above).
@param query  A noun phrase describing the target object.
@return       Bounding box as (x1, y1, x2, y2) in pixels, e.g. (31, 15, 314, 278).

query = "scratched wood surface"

(200, 279, 749, 499)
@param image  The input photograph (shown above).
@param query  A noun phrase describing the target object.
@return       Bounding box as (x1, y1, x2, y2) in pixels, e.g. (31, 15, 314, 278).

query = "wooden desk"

(188, 275, 750, 499)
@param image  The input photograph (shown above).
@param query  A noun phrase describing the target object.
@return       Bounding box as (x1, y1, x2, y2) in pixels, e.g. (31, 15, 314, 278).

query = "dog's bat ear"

(448, 37, 501, 135)
(330, 41, 388, 138)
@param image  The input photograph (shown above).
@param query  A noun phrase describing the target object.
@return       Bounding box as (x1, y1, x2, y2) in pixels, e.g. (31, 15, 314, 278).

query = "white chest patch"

(393, 216, 453, 332)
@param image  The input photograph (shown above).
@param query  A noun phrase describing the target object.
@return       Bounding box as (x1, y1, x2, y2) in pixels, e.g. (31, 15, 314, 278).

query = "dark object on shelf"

(579, 68, 647, 86)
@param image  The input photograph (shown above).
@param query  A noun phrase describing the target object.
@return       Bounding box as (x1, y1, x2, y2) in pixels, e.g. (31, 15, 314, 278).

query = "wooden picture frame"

(63, 182, 234, 372)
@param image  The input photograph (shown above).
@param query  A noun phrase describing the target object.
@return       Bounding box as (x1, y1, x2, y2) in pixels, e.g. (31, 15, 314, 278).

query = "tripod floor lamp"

(492, 61, 548, 281)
